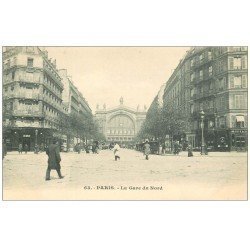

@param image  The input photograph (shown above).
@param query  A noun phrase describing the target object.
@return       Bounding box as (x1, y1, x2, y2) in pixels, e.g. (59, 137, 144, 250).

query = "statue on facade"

(120, 96, 124, 105)
(137, 105, 140, 111)
(96, 104, 99, 110)
(103, 103, 106, 110)
(144, 105, 147, 111)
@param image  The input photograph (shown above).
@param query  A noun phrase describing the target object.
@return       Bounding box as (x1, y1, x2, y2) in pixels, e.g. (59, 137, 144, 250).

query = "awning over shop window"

(236, 116, 245, 122)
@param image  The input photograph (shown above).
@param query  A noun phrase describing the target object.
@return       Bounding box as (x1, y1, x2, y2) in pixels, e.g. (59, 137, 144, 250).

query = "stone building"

(58, 69, 92, 148)
(59, 69, 92, 117)
(95, 97, 147, 144)
(162, 46, 248, 151)
(3, 46, 65, 151)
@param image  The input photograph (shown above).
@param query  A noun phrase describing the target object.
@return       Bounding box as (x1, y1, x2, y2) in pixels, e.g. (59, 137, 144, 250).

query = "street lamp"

(200, 110, 206, 155)
(35, 129, 38, 154)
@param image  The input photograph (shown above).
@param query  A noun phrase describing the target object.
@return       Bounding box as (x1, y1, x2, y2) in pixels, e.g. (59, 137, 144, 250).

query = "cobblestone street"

(3, 149, 247, 200)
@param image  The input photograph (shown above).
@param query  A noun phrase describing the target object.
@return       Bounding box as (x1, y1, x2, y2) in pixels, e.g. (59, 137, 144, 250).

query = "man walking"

(144, 140, 151, 160)
(187, 143, 193, 157)
(18, 143, 23, 154)
(45, 139, 64, 181)
(113, 142, 121, 161)
(24, 144, 28, 154)
(2, 140, 7, 159)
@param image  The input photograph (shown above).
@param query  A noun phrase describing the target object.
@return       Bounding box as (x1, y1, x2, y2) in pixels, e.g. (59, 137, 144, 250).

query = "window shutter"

(242, 56, 247, 69)
(230, 75, 234, 88)
(240, 95, 244, 109)
(242, 75, 247, 88)
(235, 95, 239, 109)
(223, 77, 227, 89)
(229, 94, 234, 109)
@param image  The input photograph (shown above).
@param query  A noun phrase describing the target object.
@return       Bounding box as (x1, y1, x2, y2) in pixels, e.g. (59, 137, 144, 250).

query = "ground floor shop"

(3, 127, 67, 151)
(186, 128, 247, 152)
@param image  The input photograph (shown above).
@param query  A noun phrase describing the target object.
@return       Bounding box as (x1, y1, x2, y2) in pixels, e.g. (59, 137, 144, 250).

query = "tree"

(137, 97, 187, 142)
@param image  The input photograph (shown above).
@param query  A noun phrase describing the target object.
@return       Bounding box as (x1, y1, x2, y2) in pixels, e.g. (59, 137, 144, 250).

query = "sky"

(46, 47, 189, 113)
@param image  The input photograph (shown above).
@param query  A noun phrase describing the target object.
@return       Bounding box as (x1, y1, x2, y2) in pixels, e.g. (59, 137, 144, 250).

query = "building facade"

(3, 46, 66, 151)
(59, 69, 92, 117)
(95, 97, 147, 144)
(58, 69, 92, 147)
(2, 47, 93, 151)
(162, 46, 248, 151)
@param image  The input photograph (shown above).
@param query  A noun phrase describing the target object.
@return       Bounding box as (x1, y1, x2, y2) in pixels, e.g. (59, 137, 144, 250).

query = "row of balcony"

(3, 92, 41, 100)
(191, 57, 213, 69)
(7, 109, 62, 123)
(43, 80, 62, 97)
(4, 92, 59, 104)
(3, 76, 42, 85)
(15, 74, 61, 95)
(43, 66, 63, 89)
(4, 77, 62, 98)
(191, 91, 216, 100)
(3, 93, 62, 110)
(11, 110, 45, 117)
(190, 74, 213, 84)
(43, 95, 62, 111)
(191, 108, 217, 118)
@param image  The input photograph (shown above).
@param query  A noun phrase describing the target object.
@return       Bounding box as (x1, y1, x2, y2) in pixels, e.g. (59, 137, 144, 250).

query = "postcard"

(2, 46, 248, 200)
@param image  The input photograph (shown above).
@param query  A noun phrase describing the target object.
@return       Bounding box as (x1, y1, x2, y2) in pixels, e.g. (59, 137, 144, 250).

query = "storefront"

(3, 127, 53, 151)
(229, 129, 248, 151)
(194, 129, 230, 152)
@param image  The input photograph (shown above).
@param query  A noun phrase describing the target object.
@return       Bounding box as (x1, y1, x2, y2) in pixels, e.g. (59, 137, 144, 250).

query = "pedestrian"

(18, 143, 23, 154)
(158, 143, 162, 155)
(76, 143, 81, 154)
(113, 142, 121, 161)
(40, 143, 44, 152)
(187, 143, 193, 157)
(24, 144, 28, 154)
(162, 143, 166, 155)
(144, 140, 151, 160)
(34, 144, 39, 154)
(92, 143, 96, 153)
(173, 141, 179, 155)
(204, 143, 208, 155)
(45, 139, 64, 181)
(95, 143, 100, 154)
(2, 140, 7, 159)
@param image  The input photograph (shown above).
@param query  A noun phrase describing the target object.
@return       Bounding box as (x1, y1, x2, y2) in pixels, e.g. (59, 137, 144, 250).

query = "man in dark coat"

(143, 140, 151, 160)
(187, 143, 193, 157)
(45, 139, 64, 181)
(24, 144, 28, 154)
(2, 140, 7, 159)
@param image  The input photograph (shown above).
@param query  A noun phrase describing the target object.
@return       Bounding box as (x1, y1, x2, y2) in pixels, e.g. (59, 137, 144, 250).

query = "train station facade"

(95, 98, 146, 144)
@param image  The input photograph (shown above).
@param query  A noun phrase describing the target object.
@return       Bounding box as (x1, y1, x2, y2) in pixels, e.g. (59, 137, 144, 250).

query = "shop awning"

(236, 116, 245, 122)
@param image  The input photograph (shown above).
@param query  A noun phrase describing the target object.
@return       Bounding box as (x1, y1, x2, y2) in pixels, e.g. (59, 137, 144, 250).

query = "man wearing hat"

(45, 139, 64, 181)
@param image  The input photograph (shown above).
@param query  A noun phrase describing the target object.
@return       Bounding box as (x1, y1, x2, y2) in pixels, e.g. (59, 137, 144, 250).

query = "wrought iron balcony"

(11, 110, 45, 118)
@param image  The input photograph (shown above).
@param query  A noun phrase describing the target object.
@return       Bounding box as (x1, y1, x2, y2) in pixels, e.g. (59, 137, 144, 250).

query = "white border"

(1, 1, 249, 250)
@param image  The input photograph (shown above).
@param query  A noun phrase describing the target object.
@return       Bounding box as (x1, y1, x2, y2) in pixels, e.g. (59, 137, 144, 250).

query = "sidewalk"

(158, 151, 248, 157)
(4, 150, 248, 157)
